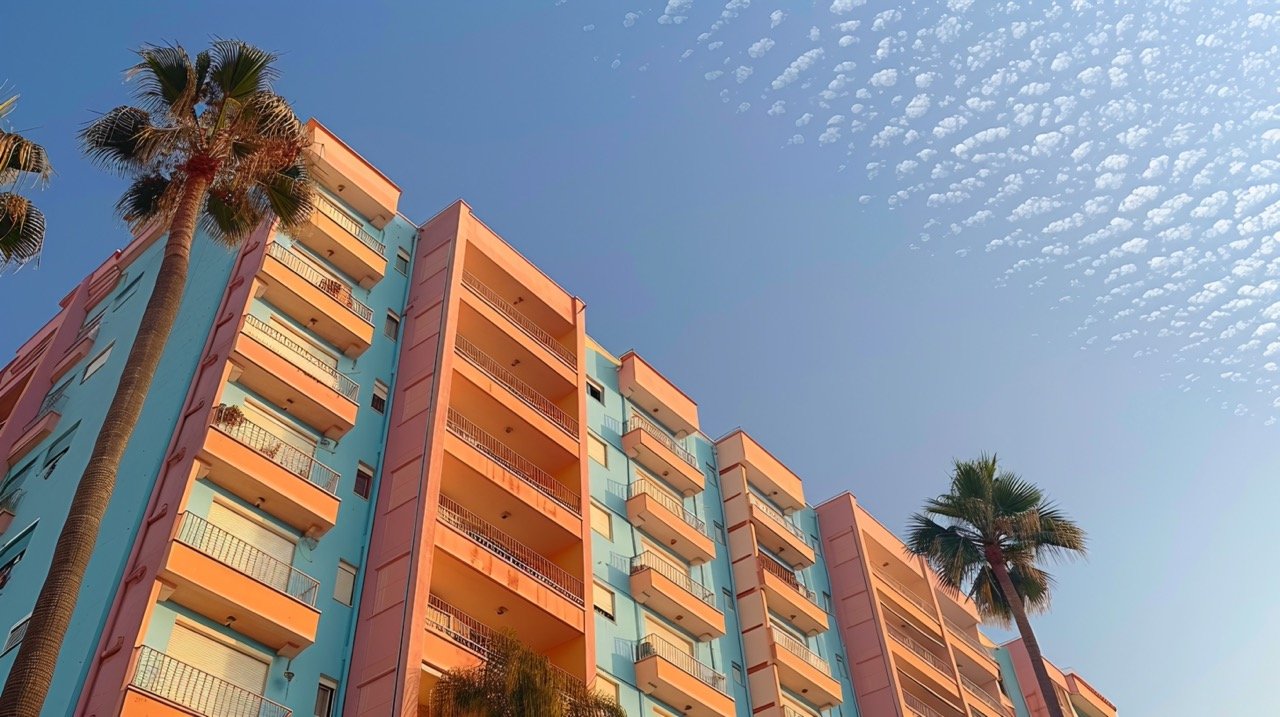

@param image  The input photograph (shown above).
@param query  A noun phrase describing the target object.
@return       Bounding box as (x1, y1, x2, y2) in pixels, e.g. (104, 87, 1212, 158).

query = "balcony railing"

(887, 625, 953, 675)
(747, 493, 811, 546)
(425, 594, 581, 688)
(943, 618, 993, 658)
(35, 381, 70, 421)
(634, 634, 728, 695)
(130, 646, 291, 717)
(783, 706, 817, 717)
(175, 512, 320, 606)
(759, 553, 822, 607)
(629, 478, 705, 533)
(314, 193, 386, 256)
(630, 551, 716, 607)
(446, 408, 581, 514)
(266, 243, 374, 324)
(625, 412, 697, 469)
(877, 571, 936, 615)
(903, 692, 946, 717)
(772, 627, 831, 674)
(960, 675, 1011, 716)
(210, 406, 340, 495)
(454, 335, 578, 436)
(461, 271, 576, 369)
(243, 315, 359, 401)
(438, 495, 584, 605)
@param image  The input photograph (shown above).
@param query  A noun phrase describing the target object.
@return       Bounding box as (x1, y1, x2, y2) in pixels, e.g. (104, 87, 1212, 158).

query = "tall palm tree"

(0, 41, 314, 714)
(905, 454, 1086, 717)
(431, 630, 626, 717)
(0, 94, 52, 267)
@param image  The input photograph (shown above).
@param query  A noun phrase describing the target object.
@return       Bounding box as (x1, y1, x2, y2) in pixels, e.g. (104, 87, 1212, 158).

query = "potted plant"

(213, 404, 247, 429)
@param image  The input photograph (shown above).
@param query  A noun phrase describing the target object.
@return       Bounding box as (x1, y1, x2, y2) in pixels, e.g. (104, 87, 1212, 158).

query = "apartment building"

(998, 639, 1117, 717)
(0, 120, 1109, 717)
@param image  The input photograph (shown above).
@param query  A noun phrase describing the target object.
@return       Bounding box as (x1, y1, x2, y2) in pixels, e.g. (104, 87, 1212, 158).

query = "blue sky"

(3, 1, 1274, 712)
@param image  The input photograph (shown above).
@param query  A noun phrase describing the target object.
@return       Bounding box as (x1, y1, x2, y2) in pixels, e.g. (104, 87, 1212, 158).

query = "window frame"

(334, 561, 358, 605)
(354, 463, 374, 499)
(82, 343, 115, 382)
(371, 381, 389, 413)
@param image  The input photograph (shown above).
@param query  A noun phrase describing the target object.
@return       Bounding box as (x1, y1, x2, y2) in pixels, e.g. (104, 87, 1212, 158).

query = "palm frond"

(127, 43, 203, 118)
(253, 162, 314, 230)
(0, 130, 52, 187)
(201, 185, 265, 246)
(0, 95, 16, 120)
(80, 106, 155, 172)
(0, 193, 46, 266)
(207, 39, 278, 102)
(116, 173, 180, 229)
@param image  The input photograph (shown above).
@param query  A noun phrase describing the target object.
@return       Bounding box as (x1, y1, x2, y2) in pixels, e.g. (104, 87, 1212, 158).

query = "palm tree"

(0, 41, 314, 714)
(431, 630, 626, 717)
(0, 94, 52, 267)
(905, 454, 1086, 717)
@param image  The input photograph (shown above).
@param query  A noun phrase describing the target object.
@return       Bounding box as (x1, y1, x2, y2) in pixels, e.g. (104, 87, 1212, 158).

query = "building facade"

(0, 121, 1110, 717)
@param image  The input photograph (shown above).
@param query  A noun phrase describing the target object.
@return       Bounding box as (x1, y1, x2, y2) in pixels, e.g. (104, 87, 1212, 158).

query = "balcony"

(902, 690, 960, 717)
(422, 595, 582, 687)
(259, 242, 374, 356)
(960, 675, 1012, 717)
(622, 413, 703, 496)
(125, 646, 290, 717)
(453, 335, 579, 449)
(296, 193, 386, 288)
(757, 553, 828, 636)
(873, 569, 940, 628)
(1066, 673, 1117, 717)
(715, 430, 805, 512)
(943, 618, 999, 679)
(886, 625, 959, 700)
(231, 316, 358, 438)
(618, 351, 699, 437)
(747, 493, 815, 568)
(634, 634, 733, 717)
(306, 119, 399, 228)
(201, 407, 341, 536)
(6, 382, 69, 468)
(160, 513, 319, 657)
(766, 627, 843, 709)
(626, 478, 714, 565)
(629, 551, 725, 640)
(461, 271, 576, 374)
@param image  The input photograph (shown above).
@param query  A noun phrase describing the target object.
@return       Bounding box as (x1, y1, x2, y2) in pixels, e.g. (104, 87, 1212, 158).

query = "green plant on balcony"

(213, 404, 247, 429)
(318, 277, 347, 301)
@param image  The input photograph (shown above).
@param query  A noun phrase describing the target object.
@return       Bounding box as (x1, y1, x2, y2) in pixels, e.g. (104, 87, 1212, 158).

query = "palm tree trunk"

(0, 176, 210, 716)
(987, 547, 1067, 717)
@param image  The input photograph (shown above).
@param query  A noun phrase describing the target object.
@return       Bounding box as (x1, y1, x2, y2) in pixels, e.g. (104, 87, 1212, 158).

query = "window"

(82, 343, 114, 382)
(42, 422, 79, 479)
(0, 550, 24, 590)
(384, 311, 401, 340)
(372, 381, 388, 413)
(354, 463, 374, 499)
(713, 520, 726, 545)
(2, 615, 30, 653)
(732, 662, 745, 685)
(586, 380, 604, 404)
(314, 678, 338, 717)
(822, 591, 833, 613)
(167, 622, 269, 694)
(594, 672, 620, 702)
(334, 561, 358, 605)
(587, 434, 608, 467)
(592, 581, 615, 621)
(589, 502, 612, 539)
(2, 460, 35, 495)
(112, 273, 145, 309)
(394, 249, 411, 275)
(722, 589, 734, 612)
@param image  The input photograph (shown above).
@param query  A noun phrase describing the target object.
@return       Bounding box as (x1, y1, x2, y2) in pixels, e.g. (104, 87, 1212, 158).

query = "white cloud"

(658, 0, 692, 25)
(869, 68, 899, 87)
(769, 9, 785, 28)
(796, 113, 813, 127)
(1119, 185, 1162, 212)
(771, 48, 825, 90)
(904, 95, 931, 119)
(748, 38, 775, 58)
(829, 0, 864, 15)
(767, 101, 786, 116)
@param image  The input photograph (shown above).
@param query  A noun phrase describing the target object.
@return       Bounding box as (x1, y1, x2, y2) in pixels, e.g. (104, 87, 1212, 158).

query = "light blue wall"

(995, 646, 1034, 717)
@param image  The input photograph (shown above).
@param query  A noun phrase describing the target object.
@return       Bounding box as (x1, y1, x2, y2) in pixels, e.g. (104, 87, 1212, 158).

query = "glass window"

(314, 679, 337, 717)
(82, 344, 114, 382)
(594, 672, 620, 702)
(586, 380, 604, 404)
(384, 311, 400, 340)
(587, 434, 608, 467)
(590, 502, 612, 539)
(372, 381, 388, 413)
(592, 581, 615, 620)
(354, 464, 374, 499)
(334, 561, 358, 605)
(394, 249, 411, 275)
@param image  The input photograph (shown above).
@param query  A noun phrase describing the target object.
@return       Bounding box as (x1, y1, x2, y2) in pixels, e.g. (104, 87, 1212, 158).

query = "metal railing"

(314, 193, 386, 256)
(461, 271, 576, 369)
(944, 617, 993, 658)
(887, 625, 953, 675)
(759, 553, 821, 606)
(242, 315, 358, 401)
(624, 412, 698, 469)
(454, 335, 578, 436)
(175, 512, 320, 606)
(747, 493, 811, 546)
(878, 570, 936, 614)
(445, 408, 580, 514)
(783, 707, 817, 717)
(210, 406, 340, 494)
(35, 382, 71, 421)
(425, 595, 581, 688)
(634, 634, 728, 695)
(629, 478, 705, 532)
(438, 495, 584, 605)
(0, 488, 25, 514)
(130, 646, 291, 717)
(960, 674, 1011, 716)
(772, 627, 831, 674)
(266, 243, 374, 324)
(903, 692, 946, 717)
(630, 551, 716, 607)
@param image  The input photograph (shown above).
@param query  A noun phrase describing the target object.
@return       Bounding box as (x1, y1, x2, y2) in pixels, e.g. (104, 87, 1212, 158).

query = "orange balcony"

(126, 646, 291, 717)
(231, 316, 358, 438)
(873, 568, 941, 629)
(626, 478, 714, 565)
(755, 627, 843, 709)
(618, 351, 699, 437)
(159, 513, 319, 658)
(757, 554, 828, 636)
(886, 625, 960, 701)
(200, 408, 341, 536)
(259, 242, 374, 356)
(306, 119, 399, 228)
(1066, 673, 1116, 717)
(747, 493, 815, 568)
(5, 384, 69, 469)
(453, 335, 579, 452)
(715, 430, 805, 512)
(628, 552, 724, 640)
(901, 682, 965, 717)
(960, 674, 1013, 717)
(295, 193, 386, 288)
(460, 271, 577, 378)
(634, 634, 733, 717)
(622, 413, 704, 496)
(944, 618, 999, 677)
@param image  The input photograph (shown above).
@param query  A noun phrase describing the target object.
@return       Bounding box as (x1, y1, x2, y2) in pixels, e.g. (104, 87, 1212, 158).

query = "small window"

(722, 589, 734, 612)
(594, 672, 620, 702)
(82, 343, 114, 382)
(822, 591, 833, 612)
(112, 273, 145, 309)
(314, 678, 338, 717)
(592, 581, 615, 621)
(713, 520, 726, 545)
(334, 561, 358, 605)
(372, 381, 388, 414)
(731, 662, 744, 685)
(354, 464, 374, 499)
(384, 311, 401, 340)
(394, 249, 411, 275)
(0, 550, 24, 590)
(42, 422, 79, 479)
(2, 615, 30, 654)
(587, 434, 608, 467)
(590, 502, 612, 540)
(586, 380, 604, 404)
